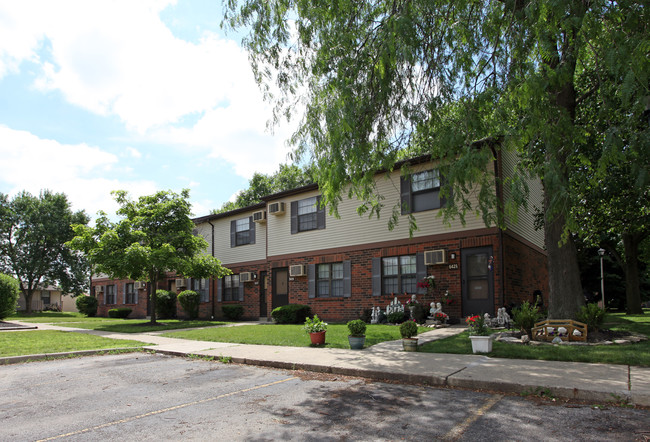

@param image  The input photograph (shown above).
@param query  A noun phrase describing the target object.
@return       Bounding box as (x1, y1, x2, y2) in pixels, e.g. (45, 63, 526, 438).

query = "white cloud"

(0, 125, 157, 218)
(124, 147, 142, 158)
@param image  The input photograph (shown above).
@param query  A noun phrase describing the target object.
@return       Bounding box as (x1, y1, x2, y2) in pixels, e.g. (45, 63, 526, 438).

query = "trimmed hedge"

(156, 290, 177, 319)
(271, 304, 312, 324)
(0, 273, 20, 320)
(76, 295, 98, 317)
(177, 290, 199, 320)
(222, 304, 244, 321)
(108, 307, 132, 318)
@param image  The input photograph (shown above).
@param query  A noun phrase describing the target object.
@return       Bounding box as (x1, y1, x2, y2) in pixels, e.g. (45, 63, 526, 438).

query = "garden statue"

(371, 306, 381, 324)
(429, 302, 441, 317)
(386, 297, 404, 315)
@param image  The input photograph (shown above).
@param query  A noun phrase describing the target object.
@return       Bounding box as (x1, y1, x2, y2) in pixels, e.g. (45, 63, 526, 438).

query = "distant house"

(92, 153, 548, 322)
(17, 284, 81, 313)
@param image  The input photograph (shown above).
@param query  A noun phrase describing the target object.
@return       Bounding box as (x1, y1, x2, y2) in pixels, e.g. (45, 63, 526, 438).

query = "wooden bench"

(532, 319, 588, 342)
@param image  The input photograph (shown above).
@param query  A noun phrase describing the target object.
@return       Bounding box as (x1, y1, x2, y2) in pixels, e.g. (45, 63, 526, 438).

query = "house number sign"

(448, 263, 459, 270)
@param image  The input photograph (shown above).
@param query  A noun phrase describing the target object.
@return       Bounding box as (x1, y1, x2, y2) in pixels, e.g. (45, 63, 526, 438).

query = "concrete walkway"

(4, 321, 650, 407)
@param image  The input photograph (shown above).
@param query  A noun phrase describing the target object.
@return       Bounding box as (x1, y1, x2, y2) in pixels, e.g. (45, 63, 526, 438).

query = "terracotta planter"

(348, 335, 365, 350)
(402, 338, 418, 352)
(470, 335, 493, 353)
(309, 331, 326, 346)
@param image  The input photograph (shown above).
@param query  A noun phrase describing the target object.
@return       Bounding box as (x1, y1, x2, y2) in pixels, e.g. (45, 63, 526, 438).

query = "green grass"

(0, 330, 148, 357)
(163, 324, 431, 348)
(420, 311, 650, 366)
(9, 311, 117, 323)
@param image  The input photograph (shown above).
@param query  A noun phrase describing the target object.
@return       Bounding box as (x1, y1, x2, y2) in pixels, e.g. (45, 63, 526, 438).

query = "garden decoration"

(466, 314, 493, 353)
(400, 320, 419, 352)
(346, 319, 367, 349)
(304, 315, 327, 346)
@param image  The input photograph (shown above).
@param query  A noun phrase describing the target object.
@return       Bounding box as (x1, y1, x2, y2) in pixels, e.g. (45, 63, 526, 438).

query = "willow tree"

(224, 0, 649, 318)
(69, 189, 230, 324)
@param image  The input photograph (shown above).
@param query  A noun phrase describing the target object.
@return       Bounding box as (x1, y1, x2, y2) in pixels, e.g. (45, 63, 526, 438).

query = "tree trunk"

(545, 192, 585, 319)
(23, 289, 34, 314)
(149, 270, 157, 325)
(623, 232, 644, 315)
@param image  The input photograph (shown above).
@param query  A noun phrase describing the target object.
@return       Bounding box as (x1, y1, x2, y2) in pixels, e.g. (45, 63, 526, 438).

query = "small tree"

(0, 273, 19, 319)
(69, 189, 230, 325)
(76, 295, 98, 317)
(177, 290, 200, 320)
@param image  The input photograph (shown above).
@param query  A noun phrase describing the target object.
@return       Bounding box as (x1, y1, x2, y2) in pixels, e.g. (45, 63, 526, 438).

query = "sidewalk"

(5, 322, 650, 407)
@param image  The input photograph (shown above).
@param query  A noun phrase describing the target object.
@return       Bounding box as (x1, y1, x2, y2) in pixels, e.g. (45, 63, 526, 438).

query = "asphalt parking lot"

(1, 353, 648, 441)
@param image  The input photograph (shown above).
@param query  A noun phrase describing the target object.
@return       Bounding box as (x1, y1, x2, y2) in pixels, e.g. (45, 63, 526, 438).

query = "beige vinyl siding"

(267, 166, 493, 257)
(208, 212, 267, 265)
(501, 149, 545, 249)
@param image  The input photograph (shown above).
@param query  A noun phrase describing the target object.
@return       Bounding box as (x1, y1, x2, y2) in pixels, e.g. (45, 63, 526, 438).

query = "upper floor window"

(105, 284, 116, 304)
(401, 169, 447, 214)
(382, 255, 417, 295)
(230, 217, 255, 247)
(125, 283, 136, 304)
(317, 263, 344, 298)
(291, 196, 325, 234)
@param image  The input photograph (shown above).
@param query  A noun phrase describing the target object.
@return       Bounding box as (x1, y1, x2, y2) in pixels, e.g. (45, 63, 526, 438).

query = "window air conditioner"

(95, 285, 104, 293)
(424, 250, 447, 265)
(134, 282, 146, 290)
(253, 210, 267, 223)
(239, 272, 255, 283)
(268, 202, 285, 215)
(289, 265, 305, 277)
(175, 278, 187, 288)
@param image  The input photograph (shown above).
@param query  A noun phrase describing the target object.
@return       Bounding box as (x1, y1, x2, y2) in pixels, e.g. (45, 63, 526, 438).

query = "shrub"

(399, 320, 418, 339)
(156, 290, 177, 319)
(222, 304, 244, 321)
(512, 301, 541, 338)
(387, 311, 406, 324)
(360, 308, 372, 323)
(0, 273, 20, 320)
(271, 304, 312, 324)
(76, 295, 98, 317)
(347, 319, 367, 336)
(108, 307, 132, 318)
(177, 290, 200, 319)
(412, 303, 428, 324)
(576, 303, 605, 333)
(303, 314, 327, 333)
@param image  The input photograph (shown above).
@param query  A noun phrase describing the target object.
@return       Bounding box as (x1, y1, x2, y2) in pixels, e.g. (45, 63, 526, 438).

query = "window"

(223, 275, 240, 301)
(125, 283, 136, 304)
(41, 291, 50, 305)
(316, 263, 344, 298)
(105, 285, 116, 304)
(291, 196, 325, 234)
(400, 169, 446, 214)
(191, 278, 209, 303)
(382, 255, 417, 294)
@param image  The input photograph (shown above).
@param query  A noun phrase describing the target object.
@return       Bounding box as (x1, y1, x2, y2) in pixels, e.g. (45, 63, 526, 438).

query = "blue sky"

(0, 0, 296, 220)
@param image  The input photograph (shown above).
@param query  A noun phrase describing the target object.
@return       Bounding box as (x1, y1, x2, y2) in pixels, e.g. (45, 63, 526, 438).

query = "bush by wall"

(411, 303, 428, 324)
(387, 311, 406, 324)
(108, 307, 132, 318)
(512, 300, 541, 338)
(76, 295, 98, 317)
(156, 290, 177, 319)
(0, 273, 20, 320)
(271, 304, 312, 324)
(222, 304, 244, 321)
(177, 290, 199, 320)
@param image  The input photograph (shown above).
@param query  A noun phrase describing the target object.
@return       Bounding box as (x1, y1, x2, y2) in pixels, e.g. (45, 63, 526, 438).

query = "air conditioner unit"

(424, 249, 447, 266)
(268, 202, 285, 215)
(95, 285, 103, 293)
(175, 278, 187, 288)
(134, 281, 146, 290)
(253, 210, 267, 223)
(289, 265, 305, 277)
(239, 272, 255, 283)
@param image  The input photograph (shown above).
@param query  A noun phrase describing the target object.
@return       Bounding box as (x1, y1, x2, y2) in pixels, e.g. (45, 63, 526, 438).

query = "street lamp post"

(598, 248, 605, 309)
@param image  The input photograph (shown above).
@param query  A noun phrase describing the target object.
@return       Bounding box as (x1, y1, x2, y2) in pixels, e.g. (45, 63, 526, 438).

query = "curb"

(0, 348, 143, 365)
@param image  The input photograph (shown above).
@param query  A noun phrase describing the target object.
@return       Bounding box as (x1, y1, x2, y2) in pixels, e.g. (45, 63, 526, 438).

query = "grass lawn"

(8, 312, 228, 333)
(420, 311, 650, 366)
(0, 330, 148, 357)
(163, 323, 431, 349)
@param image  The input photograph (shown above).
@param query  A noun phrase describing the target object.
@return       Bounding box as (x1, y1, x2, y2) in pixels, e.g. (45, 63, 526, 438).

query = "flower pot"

(348, 335, 365, 350)
(470, 335, 493, 353)
(402, 338, 418, 352)
(309, 331, 326, 346)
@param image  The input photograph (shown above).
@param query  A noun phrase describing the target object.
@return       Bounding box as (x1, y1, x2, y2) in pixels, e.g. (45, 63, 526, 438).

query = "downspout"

(489, 142, 506, 310)
(208, 220, 216, 320)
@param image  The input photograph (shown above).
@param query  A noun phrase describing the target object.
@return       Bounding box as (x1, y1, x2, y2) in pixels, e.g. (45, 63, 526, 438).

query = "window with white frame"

(401, 169, 446, 214)
(41, 291, 50, 305)
(382, 255, 417, 294)
(190, 278, 209, 303)
(125, 283, 136, 304)
(235, 218, 252, 246)
(223, 275, 240, 301)
(105, 284, 116, 304)
(317, 263, 344, 298)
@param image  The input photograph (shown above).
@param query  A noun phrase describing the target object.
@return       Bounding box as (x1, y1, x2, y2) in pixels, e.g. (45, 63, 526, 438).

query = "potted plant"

(347, 319, 367, 349)
(304, 314, 327, 345)
(466, 314, 493, 353)
(399, 320, 419, 352)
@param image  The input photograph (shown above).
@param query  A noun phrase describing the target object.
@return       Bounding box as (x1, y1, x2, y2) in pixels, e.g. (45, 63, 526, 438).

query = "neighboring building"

(17, 285, 82, 313)
(91, 153, 548, 322)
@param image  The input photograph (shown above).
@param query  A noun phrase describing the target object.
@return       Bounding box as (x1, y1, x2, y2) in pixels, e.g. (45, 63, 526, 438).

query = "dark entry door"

(272, 268, 289, 309)
(259, 271, 268, 317)
(461, 247, 494, 317)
